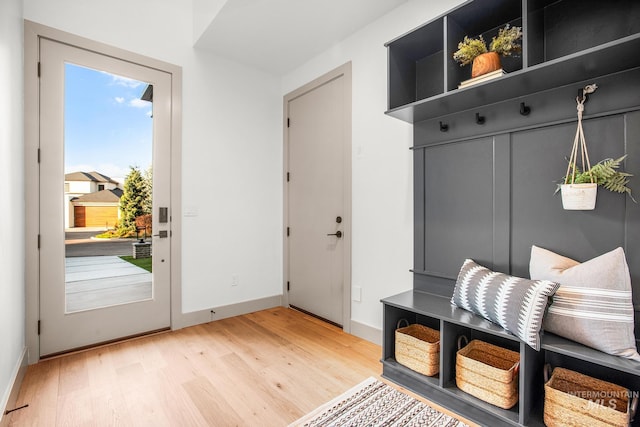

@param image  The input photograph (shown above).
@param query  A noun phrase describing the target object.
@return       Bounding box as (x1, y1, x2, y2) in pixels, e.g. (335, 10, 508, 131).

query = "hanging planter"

(560, 183, 598, 210)
(560, 84, 598, 210)
(557, 84, 636, 209)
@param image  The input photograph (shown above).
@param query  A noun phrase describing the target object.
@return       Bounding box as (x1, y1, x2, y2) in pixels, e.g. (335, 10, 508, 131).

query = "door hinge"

(286, 172, 290, 182)
(287, 281, 290, 291)
(37, 148, 41, 163)
(286, 227, 290, 237)
(37, 320, 41, 335)
(287, 118, 290, 128)
(37, 234, 40, 249)
(37, 62, 41, 78)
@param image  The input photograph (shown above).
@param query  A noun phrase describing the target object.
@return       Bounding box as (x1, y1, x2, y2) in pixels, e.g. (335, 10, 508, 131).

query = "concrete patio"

(65, 256, 152, 313)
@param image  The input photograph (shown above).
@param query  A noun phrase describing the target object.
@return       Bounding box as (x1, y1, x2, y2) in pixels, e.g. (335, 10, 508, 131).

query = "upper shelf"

(385, 0, 640, 124)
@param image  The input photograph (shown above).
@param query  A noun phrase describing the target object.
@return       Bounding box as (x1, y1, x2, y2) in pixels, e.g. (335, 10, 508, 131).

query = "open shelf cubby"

(385, 0, 640, 123)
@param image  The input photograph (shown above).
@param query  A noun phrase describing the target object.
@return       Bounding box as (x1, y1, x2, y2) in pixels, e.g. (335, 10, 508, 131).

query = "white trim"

(282, 62, 352, 332)
(174, 295, 283, 329)
(23, 20, 183, 363)
(350, 320, 382, 346)
(0, 347, 27, 427)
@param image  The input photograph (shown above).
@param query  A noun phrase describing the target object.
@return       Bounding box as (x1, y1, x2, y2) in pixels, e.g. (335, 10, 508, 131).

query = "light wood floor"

(7, 307, 474, 426)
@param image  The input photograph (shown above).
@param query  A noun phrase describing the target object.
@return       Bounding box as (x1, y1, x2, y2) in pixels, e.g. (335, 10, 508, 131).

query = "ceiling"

(194, 0, 409, 75)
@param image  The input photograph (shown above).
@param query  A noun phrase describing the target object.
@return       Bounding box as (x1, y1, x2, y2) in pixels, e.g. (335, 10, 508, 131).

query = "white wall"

(281, 0, 465, 333)
(67, 181, 93, 194)
(0, 0, 26, 414)
(23, 0, 283, 313)
(22, 0, 467, 345)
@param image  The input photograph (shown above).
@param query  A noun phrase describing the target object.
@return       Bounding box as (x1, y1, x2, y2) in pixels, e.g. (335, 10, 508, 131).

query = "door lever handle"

(327, 231, 342, 238)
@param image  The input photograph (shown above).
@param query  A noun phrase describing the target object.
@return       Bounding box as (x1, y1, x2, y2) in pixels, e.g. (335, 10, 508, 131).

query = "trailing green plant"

(453, 24, 522, 66)
(557, 155, 636, 201)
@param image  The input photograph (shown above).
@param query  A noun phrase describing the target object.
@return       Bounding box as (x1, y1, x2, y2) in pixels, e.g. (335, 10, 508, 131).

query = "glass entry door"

(38, 38, 172, 356)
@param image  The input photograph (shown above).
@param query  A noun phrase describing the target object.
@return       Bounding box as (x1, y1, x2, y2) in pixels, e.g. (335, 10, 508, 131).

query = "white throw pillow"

(530, 245, 640, 361)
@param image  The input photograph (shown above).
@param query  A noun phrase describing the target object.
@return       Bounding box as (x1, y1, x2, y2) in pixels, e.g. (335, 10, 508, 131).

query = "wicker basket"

(395, 319, 440, 376)
(456, 337, 520, 409)
(544, 366, 638, 427)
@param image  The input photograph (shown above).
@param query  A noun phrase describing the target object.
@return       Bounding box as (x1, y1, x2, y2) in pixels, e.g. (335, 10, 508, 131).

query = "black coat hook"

(475, 112, 485, 125)
(520, 102, 531, 116)
(577, 84, 598, 104)
(578, 88, 587, 103)
(439, 121, 448, 132)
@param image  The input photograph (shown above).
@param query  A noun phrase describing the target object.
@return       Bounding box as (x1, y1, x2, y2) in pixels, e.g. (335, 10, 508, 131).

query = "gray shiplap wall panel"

(414, 149, 425, 272)
(510, 115, 628, 278)
(423, 137, 495, 278)
(625, 110, 640, 309)
(493, 134, 511, 274)
(413, 105, 640, 335)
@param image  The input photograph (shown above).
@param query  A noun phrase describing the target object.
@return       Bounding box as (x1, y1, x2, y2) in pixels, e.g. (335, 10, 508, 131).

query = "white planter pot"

(560, 183, 598, 210)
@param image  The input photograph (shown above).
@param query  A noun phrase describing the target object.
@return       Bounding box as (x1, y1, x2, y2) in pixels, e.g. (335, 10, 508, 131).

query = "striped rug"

(289, 377, 470, 427)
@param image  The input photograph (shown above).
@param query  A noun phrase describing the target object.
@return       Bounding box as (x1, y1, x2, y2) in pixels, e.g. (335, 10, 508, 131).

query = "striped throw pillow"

(530, 246, 640, 361)
(451, 259, 560, 350)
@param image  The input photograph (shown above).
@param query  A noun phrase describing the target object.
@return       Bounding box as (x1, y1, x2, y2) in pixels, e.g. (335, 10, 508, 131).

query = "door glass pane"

(64, 63, 153, 313)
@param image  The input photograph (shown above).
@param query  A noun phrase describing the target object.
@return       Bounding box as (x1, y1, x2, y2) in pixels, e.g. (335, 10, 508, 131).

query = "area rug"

(289, 377, 470, 427)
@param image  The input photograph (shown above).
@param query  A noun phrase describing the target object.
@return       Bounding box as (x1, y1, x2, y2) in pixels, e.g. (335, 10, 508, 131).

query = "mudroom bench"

(381, 290, 640, 427)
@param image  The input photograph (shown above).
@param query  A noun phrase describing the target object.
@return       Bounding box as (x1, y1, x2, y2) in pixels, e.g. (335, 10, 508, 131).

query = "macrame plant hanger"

(560, 84, 599, 210)
(564, 84, 597, 186)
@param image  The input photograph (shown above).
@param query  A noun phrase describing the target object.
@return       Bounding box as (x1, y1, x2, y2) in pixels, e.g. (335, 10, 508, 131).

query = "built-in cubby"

(387, 17, 444, 110)
(385, 0, 640, 123)
(446, 0, 522, 91)
(383, 291, 640, 426)
(383, 0, 640, 425)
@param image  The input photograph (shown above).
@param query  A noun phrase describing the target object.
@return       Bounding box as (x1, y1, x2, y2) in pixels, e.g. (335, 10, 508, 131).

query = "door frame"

(282, 62, 352, 332)
(24, 20, 183, 364)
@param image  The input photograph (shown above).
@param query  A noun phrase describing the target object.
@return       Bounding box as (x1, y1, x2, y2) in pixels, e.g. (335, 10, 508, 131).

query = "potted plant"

(453, 24, 523, 78)
(557, 156, 635, 209)
(557, 84, 635, 209)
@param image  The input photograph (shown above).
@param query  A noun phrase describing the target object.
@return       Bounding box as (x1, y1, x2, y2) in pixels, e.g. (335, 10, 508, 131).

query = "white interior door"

(38, 38, 172, 356)
(287, 75, 346, 326)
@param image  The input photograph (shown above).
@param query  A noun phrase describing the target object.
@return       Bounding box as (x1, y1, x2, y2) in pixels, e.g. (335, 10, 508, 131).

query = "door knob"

(327, 231, 342, 238)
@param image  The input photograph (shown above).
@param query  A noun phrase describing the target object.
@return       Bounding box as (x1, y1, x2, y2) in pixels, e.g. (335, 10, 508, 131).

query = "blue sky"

(64, 63, 152, 184)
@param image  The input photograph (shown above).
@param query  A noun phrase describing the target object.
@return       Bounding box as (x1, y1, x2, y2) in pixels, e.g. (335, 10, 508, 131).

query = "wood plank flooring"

(7, 307, 475, 427)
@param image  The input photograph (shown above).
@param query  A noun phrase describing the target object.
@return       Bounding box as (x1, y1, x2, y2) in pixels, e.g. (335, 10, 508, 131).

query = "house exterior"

(64, 171, 122, 228)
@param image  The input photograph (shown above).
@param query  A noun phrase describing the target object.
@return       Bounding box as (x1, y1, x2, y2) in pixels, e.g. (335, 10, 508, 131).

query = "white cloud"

(114, 96, 125, 104)
(129, 98, 150, 108)
(100, 70, 144, 88)
(112, 75, 143, 88)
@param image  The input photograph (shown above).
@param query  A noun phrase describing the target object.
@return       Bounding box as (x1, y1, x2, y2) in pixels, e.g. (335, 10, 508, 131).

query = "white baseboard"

(350, 319, 382, 346)
(0, 347, 28, 427)
(173, 294, 283, 330)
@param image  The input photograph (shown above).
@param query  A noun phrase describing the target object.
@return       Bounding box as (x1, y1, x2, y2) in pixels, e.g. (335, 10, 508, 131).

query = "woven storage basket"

(456, 337, 519, 409)
(395, 319, 440, 376)
(544, 366, 638, 427)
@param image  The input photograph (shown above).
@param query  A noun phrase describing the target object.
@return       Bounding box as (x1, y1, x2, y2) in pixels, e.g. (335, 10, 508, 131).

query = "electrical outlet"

(231, 274, 239, 287)
(353, 286, 362, 302)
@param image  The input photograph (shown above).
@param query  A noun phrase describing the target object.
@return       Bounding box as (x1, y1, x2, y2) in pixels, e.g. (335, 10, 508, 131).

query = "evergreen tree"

(143, 165, 153, 215)
(118, 166, 149, 235)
